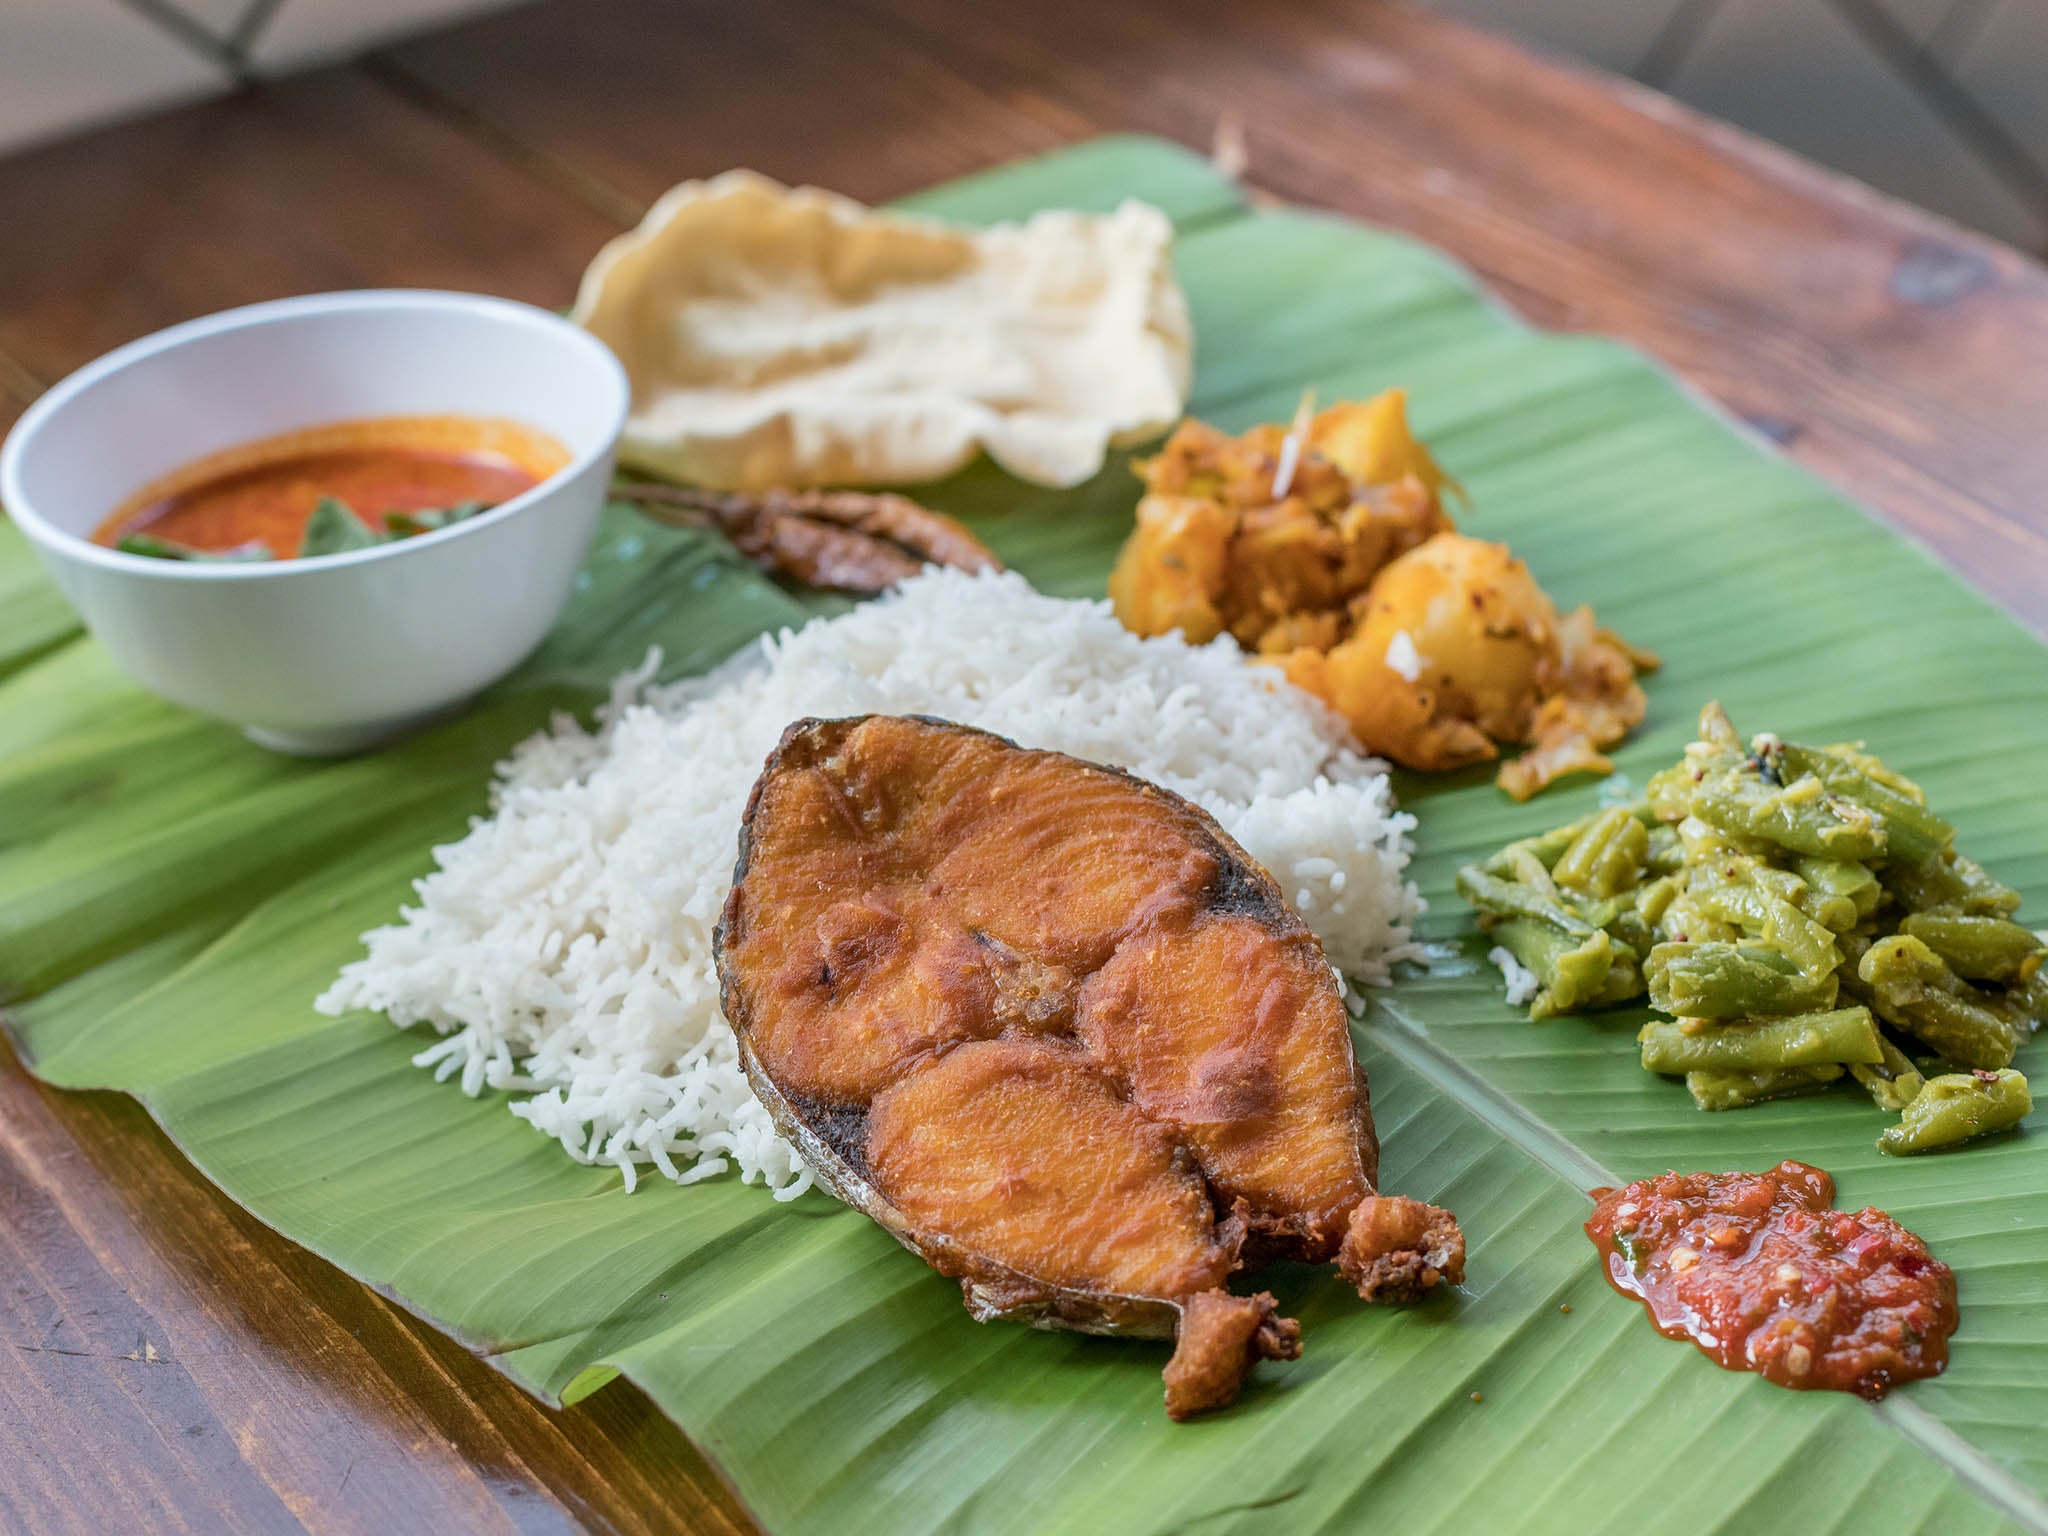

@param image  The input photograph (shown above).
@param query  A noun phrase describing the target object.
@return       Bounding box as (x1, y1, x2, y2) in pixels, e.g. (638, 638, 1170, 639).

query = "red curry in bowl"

(93, 414, 571, 562)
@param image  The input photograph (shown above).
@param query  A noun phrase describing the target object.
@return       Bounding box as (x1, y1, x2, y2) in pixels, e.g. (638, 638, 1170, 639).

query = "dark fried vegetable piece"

(616, 483, 1001, 593)
(716, 715, 1464, 1420)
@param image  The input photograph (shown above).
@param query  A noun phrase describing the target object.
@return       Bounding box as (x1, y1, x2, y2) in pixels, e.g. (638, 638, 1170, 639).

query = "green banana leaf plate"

(4, 136, 2045, 1536)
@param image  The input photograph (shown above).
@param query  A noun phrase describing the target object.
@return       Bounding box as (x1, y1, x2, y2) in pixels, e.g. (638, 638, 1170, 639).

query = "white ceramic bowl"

(0, 290, 629, 755)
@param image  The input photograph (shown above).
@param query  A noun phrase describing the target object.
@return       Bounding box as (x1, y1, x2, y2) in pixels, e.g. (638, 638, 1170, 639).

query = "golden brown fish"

(715, 715, 1463, 1418)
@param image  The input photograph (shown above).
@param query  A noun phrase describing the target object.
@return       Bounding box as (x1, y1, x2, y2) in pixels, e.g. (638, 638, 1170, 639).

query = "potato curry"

(1108, 390, 1656, 798)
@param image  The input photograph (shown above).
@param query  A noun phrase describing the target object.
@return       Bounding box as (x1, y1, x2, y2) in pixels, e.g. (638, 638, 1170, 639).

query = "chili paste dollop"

(1585, 1160, 1956, 1398)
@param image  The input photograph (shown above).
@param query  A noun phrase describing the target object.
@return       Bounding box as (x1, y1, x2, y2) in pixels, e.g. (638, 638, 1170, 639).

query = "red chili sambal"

(1585, 1160, 1956, 1399)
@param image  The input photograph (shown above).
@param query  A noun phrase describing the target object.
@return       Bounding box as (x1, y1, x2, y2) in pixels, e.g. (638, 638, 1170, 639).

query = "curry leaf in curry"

(117, 533, 274, 562)
(383, 500, 490, 538)
(121, 497, 494, 565)
(298, 497, 384, 558)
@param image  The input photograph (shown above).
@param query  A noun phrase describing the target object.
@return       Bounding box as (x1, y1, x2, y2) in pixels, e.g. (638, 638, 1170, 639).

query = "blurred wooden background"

(1415, 0, 2048, 252)
(7, 0, 2048, 251)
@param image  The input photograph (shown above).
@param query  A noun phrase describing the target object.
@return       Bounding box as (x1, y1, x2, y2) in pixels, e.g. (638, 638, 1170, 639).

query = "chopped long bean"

(1635, 875, 1682, 930)
(1488, 802, 1657, 877)
(1685, 874, 1839, 979)
(1878, 1070, 2031, 1155)
(1638, 1006, 1883, 1075)
(1487, 919, 1628, 1017)
(1849, 1034, 1926, 1113)
(1998, 968, 2048, 1034)
(1688, 768, 1886, 862)
(1687, 1064, 1844, 1112)
(1792, 855, 1882, 924)
(1456, 865, 1596, 937)
(1774, 741, 1953, 864)
(1647, 941, 1838, 1019)
(1898, 911, 2045, 984)
(1698, 701, 1740, 750)
(1552, 806, 1650, 899)
(1858, 935, 2019, 1070)
(1881, 850, 2023, 918)
(1463, 700, 2037, 1145)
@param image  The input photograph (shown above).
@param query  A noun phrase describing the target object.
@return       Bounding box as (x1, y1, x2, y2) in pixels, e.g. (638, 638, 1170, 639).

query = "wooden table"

(3, 1, 2045, 1530)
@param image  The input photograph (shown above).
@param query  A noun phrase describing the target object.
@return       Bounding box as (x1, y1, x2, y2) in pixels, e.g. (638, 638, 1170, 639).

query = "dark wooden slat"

(0, 67, 624, 391)
(389, 0, 2048, 635)
(0, 1037, 756, 1536)
(377, 0, 1089, 212)
(0, 346, 36, 438)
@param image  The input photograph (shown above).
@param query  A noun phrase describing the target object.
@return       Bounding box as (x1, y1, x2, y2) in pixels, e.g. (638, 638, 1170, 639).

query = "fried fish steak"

(715, 715, 1464, 1418)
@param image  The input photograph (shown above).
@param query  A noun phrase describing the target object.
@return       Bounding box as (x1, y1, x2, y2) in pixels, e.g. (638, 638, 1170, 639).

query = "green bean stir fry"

(1461, 703, 2040, 1154)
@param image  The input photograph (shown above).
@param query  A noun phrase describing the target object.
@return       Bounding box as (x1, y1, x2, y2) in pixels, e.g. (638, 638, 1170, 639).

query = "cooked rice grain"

(317, 569, 1423, 1194)
(1490, 945, 1541, 1007)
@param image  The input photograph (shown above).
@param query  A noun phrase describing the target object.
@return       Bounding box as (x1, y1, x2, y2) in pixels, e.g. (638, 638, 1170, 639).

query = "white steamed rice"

(316, 569, 1424, 1196)
(1490, 945, 1540, 1007)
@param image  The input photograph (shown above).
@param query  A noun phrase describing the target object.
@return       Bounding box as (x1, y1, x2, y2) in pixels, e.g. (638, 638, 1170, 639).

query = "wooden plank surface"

(0, 1052, 750, 1536)
(2, 0, 2047, 1532)
(0, 67, 620, 386)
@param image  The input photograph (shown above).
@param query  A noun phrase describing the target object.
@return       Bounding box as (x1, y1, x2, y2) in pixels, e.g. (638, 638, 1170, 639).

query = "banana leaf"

(4, 136, 2045, 1535)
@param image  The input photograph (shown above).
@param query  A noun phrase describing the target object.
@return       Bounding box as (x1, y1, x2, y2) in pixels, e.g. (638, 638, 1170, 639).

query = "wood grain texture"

(0, 347, 35, 437)
(2, 0, 2047, 1532)
(0, 1041, 757, 1536)
(0, 66, 624, 393)
(372, 0, 1089, 212)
